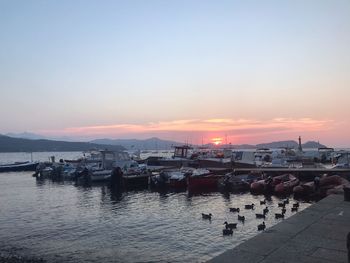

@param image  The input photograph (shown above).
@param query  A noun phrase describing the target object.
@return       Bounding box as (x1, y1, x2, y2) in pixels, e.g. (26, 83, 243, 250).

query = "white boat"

(330, 150, 350, 168)
(0, 161, 39, 173)
(193, 148, 233, 169)
(146, 145, 194, 169)
(232, 151, 257, 168)
(40, 167, 53, 177)
(90, 169, 112, 182)
(86, 150, 140, 182)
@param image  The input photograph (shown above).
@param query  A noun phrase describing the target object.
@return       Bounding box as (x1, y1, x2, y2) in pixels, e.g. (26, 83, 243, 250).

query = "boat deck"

(207, 194, 350, 263)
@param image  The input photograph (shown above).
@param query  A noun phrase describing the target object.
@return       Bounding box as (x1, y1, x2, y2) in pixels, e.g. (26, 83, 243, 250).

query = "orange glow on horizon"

(37, 117, 336, 145)
(212, 137, 223, 145)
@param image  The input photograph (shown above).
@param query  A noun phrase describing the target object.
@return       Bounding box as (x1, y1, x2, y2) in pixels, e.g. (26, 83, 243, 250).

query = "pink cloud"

(38, 117, 335, 144)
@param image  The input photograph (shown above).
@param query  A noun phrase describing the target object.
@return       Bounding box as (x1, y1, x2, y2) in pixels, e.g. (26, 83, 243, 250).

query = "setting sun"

(212, 137, 223, 145)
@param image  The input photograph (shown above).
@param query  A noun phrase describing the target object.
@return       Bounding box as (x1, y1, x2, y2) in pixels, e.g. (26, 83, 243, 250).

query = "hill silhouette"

(0, 134, 125, 152)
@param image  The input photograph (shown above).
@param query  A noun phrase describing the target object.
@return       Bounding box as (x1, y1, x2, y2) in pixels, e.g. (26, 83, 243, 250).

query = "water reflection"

(221, 191, 231, 201)
(109, 185, 124, 203)
(35, 178, 46, 187)
(0, 172, 313, 263)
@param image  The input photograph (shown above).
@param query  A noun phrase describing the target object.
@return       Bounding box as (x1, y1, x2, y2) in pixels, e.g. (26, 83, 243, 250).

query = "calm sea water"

(0, 152, 311, 262)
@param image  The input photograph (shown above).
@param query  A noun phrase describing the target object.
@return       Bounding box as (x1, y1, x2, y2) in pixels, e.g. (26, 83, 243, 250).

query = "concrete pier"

(208, 194, 350, 263)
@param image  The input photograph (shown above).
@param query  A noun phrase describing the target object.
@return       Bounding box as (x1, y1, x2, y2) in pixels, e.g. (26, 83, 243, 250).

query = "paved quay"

(208, 194, 350, 263)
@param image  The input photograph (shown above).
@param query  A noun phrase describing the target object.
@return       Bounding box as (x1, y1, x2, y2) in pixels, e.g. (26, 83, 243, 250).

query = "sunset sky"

(1, 1, 349, 147)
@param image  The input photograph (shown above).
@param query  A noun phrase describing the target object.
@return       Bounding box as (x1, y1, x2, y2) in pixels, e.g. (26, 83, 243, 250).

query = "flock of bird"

(201, 198, 301, 236)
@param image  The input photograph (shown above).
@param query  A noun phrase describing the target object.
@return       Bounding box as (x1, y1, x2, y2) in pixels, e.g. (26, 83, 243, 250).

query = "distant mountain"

(302, 141, 327, 149)
(89, 137, 327, 151)
(5, 132, 80, 142)
(256, 140, 298, 149)
(4, 133, 327, 152)
(0, 134, 125, 152)
(6, 132, 47, 140)
(256, 140, 326, 149)
(91, 137, 182, 150)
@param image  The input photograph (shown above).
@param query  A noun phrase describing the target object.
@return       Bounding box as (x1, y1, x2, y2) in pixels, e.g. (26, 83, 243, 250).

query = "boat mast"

(298, 136, 303, 152)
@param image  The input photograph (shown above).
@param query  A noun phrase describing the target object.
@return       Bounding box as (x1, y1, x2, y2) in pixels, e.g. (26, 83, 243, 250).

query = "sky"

(0, 0, 349, 147)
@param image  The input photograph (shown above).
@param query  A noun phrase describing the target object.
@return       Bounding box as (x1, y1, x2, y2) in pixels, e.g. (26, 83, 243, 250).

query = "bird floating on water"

(237, 215, 245, 222)
(245, 204, 254, 209)
(257, 221, 266, 231)
(202, 213, 212, 220)
(224, 221, 237, 229)
(223, 228, 233, 235)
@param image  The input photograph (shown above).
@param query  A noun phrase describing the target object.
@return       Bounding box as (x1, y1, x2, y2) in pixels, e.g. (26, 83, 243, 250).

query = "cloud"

(38, 117, 334, 142)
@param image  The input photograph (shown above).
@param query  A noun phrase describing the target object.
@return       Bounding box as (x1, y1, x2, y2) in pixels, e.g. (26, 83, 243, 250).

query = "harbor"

(2, 1, 350, 262)
(18, 145, 350, 201)
(0, 150, 349, 262)
(0, 165, 311, 263)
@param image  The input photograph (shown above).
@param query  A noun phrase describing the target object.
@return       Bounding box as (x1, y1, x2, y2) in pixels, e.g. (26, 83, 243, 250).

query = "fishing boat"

(122, 165, 151, 189)
(86, 150, 140, 182)
(0, 161, 39, 172)
(192, 148, 233, 169)
(218, 173, 261, 192)
(150, 169, 189, 189)
(196, 157, 232, 169)
(145, 145, 195, 170)
(123, 173, 150, 189)
(90, 169, 112, 182)
(232, 151, 257, 168)
(187, 169, 223, 193)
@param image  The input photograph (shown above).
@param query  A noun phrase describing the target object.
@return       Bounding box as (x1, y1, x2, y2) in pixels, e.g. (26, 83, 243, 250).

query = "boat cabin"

(173, 145, 192, 159)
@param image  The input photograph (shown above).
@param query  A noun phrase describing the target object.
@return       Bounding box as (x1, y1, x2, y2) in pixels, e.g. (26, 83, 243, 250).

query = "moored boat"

(146, 145, 195, 170)
(293, 175, 350, 198)
(250, 174, 298, 195)
(150, 169, 189, 189)
(187, 171, 224, 193)
(90, 169, 112, 182)
(123, 173, 150, 189)
(84, 150, 141, 183)
(0, 161, 39, 172)
(274, 174, 299, 195)
(250, 178, 272, 194)
(40, 166, 54, 178)
(218, 173, 261, 192)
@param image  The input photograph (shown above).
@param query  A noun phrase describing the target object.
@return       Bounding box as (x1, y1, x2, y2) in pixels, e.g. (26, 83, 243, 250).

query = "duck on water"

(257, 222, 266, 231)
(224, 222, 237, 229)
(202, 213, 212, 220)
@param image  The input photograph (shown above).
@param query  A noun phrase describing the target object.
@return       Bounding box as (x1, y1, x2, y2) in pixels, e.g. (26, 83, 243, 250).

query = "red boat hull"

(293, 175, 350, 198)
(187, 174, 223, 192)
(168, 179, 187, 188)
(274, 177, 299, 195)
(250, 174, 299, 195)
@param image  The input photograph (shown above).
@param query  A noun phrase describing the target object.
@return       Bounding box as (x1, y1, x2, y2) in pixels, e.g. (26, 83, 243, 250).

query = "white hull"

(90, 170, 112, 182)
